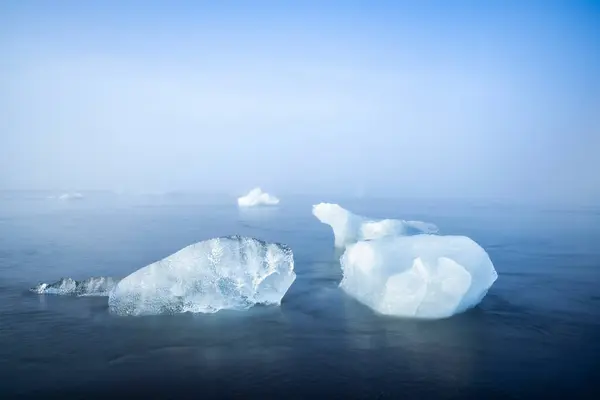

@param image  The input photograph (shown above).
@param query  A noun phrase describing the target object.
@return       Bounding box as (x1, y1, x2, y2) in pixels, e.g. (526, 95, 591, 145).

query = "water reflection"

(337, 275, 486, 389)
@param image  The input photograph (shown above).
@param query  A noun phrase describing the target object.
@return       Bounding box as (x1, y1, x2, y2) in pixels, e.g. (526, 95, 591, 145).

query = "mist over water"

(1, 2, 599, 205)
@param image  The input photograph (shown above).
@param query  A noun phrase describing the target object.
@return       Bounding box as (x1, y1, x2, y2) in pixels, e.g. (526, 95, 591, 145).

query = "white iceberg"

(57, 192, 84, 200)
(340, 235, 498, 319)
(31, 276, 118, 296)
(108, 235, 296, 316)
(237, 188, 280, 207)
(312, 203, 438, 247)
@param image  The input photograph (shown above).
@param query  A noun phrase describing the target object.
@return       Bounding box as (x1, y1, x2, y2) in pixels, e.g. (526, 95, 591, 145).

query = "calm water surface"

(1, 193, 599, 398)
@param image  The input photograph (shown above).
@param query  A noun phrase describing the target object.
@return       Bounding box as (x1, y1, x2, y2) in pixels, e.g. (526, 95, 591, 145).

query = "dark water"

(1, 192, 599, 399)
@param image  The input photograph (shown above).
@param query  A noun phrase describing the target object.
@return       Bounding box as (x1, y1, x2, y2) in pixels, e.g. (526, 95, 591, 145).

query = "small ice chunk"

(108, 235, 296, 316)
(312, 203, 438, 247)
(31, 276, 118, 296)
(340, 235, 498, 319)
(237, 188, 280, 207)
(58, 192, 84, 200)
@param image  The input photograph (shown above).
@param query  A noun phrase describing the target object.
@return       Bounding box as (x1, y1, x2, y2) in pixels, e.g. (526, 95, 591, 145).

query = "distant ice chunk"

(57, 192, 84, 200)
(31, 276, 118, 296)
(312, 203, 438, 247)
(237, 188, 280, 207)
(340, 235, 498, 319)
(108, 235, 296, 316)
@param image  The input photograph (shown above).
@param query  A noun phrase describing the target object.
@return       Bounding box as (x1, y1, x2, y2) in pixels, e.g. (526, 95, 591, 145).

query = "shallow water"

(1, 192, 599, 398)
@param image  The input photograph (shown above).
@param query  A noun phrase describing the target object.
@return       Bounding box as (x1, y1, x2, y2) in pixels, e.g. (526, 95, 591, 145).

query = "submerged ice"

(31, 276, 118, 296)
(340, 235, 498, 319)
(312, 203, 438, 247)
(238, 187, 280, 207)
(108, 235, 296, 316)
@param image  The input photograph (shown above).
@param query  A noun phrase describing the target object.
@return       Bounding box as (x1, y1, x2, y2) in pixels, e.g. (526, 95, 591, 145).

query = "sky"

(1, 0, 599, 205)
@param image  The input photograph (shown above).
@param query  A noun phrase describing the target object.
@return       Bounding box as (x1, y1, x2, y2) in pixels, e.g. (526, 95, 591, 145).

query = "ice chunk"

(340, 235, 498, 319)
(58, 192, 84, 200)
(108, 235, 296, 316)
(31, 276, 118, 296)
(312, 203, 438, 247)
(237, 187, 280, 207)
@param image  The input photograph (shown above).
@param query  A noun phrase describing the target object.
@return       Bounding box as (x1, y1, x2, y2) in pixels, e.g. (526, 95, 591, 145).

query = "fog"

(1, 1, 598, 205)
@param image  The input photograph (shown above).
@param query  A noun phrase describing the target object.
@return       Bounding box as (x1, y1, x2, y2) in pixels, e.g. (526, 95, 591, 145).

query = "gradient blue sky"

(1, 0, 599, 204)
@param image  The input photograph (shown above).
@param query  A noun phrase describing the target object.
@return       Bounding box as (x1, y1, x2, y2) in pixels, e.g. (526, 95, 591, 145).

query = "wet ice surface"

(109, 235, 295, 316)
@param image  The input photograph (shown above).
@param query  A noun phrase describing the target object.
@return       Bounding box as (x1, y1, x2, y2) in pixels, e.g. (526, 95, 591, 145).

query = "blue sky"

(1, 1, 599, 204)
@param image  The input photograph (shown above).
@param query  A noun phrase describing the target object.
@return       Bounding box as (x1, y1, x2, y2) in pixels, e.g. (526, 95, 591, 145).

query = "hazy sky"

(1, 1, 599, 204)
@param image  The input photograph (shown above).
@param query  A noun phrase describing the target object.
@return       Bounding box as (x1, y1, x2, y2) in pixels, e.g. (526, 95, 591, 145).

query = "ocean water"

(1, 192, 599, 399)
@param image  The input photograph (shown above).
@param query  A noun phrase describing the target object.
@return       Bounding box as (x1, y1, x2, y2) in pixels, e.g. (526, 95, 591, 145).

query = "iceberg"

(340, 235, 498, 319)
(237, 187, 280, 207)
(108, 235, 296, 316)
(31, 276, 118, 296)
(312, 203, 438, 247)
(58, 192, 84, 200)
